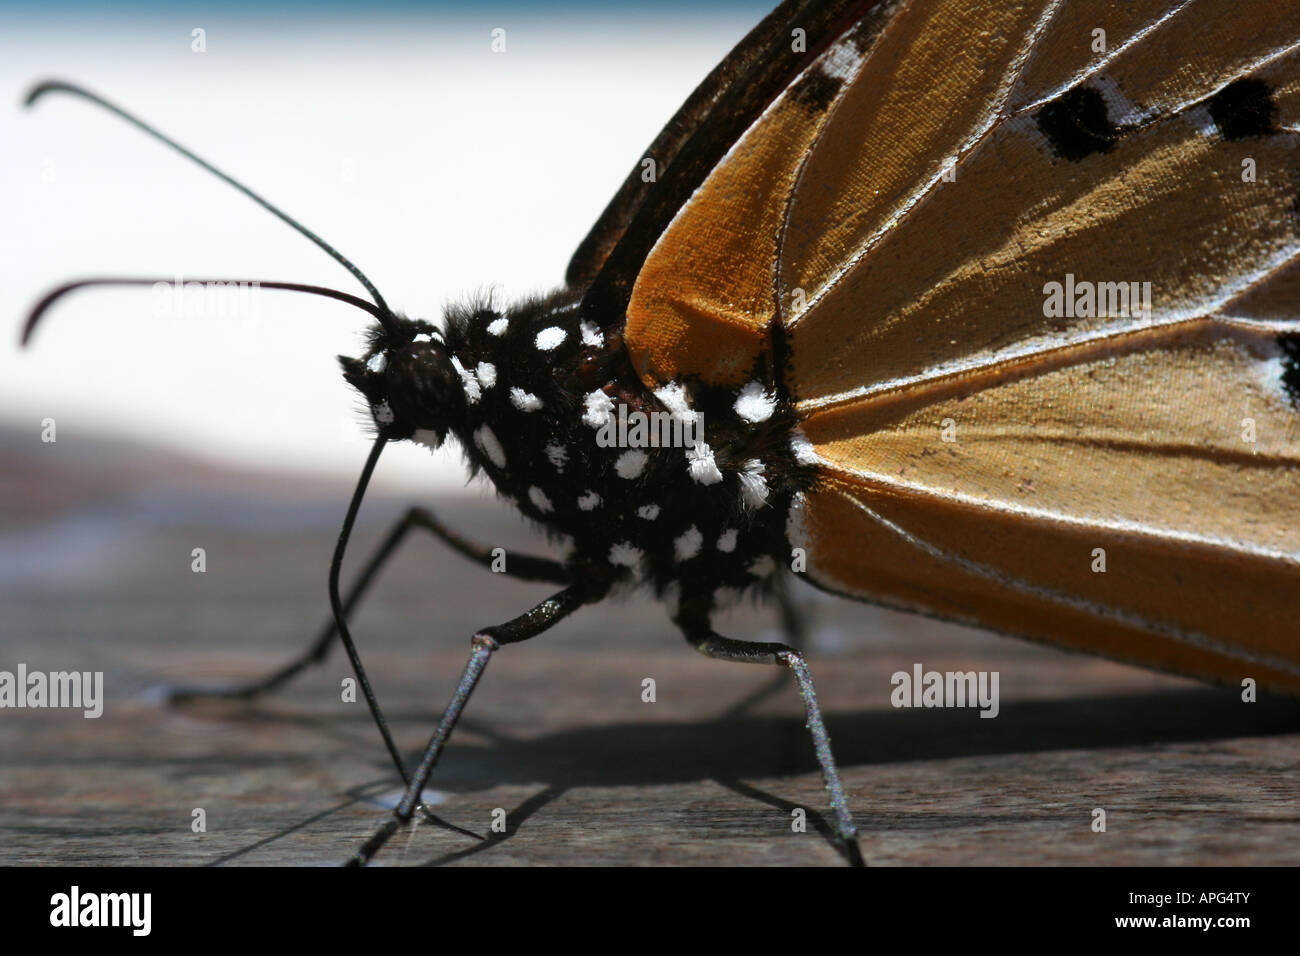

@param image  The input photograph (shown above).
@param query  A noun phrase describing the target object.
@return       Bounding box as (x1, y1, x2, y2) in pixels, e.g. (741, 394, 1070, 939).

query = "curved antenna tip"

(23, 79, 75, 108)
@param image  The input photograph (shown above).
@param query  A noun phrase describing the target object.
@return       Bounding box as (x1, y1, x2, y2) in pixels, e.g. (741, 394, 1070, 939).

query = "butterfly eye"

(379, 338, 460, 432)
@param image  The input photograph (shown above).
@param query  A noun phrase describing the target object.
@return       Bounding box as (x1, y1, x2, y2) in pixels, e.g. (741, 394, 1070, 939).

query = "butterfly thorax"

(341, 292, 817, 613)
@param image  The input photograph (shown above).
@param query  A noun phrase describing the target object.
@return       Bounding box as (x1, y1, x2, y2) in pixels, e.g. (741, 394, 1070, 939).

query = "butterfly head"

(339, 315, 461, 447)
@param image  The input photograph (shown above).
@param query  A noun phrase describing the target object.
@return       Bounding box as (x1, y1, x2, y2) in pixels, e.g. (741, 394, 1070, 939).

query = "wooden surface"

(3, 428, 1299, 866)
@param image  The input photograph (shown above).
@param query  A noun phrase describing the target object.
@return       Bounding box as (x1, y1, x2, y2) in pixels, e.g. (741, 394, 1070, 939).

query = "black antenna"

(21, 277, 387, 345)
(25, 79, 398, 333)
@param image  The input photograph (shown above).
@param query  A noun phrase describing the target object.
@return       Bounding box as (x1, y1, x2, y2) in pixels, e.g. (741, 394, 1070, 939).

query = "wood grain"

(2, 428, 1298, 866)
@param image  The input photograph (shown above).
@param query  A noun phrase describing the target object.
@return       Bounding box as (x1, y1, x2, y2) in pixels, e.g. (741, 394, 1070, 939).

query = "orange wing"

(623, 0, 1300, 691)
(784, 0, 1300, 691)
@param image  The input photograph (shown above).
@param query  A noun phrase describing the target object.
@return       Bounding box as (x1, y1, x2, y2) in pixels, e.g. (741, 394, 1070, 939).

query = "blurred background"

(5, 0, 1294, 867)
(2, 0, 774, 491)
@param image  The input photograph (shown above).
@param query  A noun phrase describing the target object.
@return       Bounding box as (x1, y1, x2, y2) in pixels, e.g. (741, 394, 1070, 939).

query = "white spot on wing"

(528, 486, 553, 513)
(819, 37, 864, 82)
(578, 491, 601, 511)
(475, 362, 496, 389)
(717, 528, 738, 553)
(748, 555, 776, 578)
(790, 428, 821, 466)
(545, 444, 568, 470)
(637, 504, 660, 521)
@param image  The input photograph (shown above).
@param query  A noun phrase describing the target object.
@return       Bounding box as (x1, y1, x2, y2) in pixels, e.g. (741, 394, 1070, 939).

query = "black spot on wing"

(1208, 78, 1277, 141)
(1036, 86, 1120, 161)
(789, 67, 842, 114)
(1278, 335, 1300, 407)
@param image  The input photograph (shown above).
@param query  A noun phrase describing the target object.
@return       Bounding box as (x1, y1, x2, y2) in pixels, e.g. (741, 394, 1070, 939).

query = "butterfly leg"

(347, 580, 598, 866)
(773, 569, 807, 649)
(167, 505, 570, 704)
(717, 572, 807, 719)
(677, 607, 862, 866)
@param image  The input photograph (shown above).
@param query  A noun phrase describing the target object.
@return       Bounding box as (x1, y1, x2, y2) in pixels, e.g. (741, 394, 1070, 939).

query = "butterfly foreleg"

(347, 579, 599, 866)
(676, 605, 862, 866)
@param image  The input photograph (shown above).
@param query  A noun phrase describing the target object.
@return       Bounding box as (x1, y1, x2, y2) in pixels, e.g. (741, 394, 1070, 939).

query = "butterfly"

(23, 0, 1300, 866)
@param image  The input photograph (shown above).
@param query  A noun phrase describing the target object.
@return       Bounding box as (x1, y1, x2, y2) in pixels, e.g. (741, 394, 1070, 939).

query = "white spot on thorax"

(487, 317, 509, 337)
(654, 381, 702, 427)
(637, 503, 661, 521)
(609, 541, 643, 572)
(474, 425, 506, 468)
(616, 449, 648, 479)
(579, 320, 603, 347)
(528, 486, 553, 512)
(786, 493, 810, 551)
(717, 528, 738, 552)
(713, 586, 743, 610)
(674, 526, 703, 562)
(411, 428, 441, 450)
(545, 444, 568, 470)
(476, 362, 496, 389)
(536, 326, 567, 351)
(686, 442, 723, 485)
(373, 401, 395, 425)
(583, 389, 616, 429)
(451, 355, 481, 404)
(738, 459, 769, 510)
(366, 352, 387, 374)
(511, 387, 543, 412)
(734, 381, 776, 423)
(578, 491, 601, 511)
(748, 555, 776, 578)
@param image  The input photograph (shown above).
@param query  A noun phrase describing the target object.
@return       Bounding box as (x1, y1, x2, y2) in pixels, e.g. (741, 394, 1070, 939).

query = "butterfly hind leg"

(716, 570, 808, 719)
(348, 579, 600, 866)
(676, 594, 862, 866)
(165, 505, 571, 704)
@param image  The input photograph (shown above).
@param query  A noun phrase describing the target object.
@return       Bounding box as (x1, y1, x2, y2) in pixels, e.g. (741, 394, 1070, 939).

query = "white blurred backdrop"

(1, 2, 769, 494)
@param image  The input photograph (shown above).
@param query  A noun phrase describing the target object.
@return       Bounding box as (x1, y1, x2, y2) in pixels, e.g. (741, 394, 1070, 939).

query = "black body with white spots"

(340, 292, 815, 620)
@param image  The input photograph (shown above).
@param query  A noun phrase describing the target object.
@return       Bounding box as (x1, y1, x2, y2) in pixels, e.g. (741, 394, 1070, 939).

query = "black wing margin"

(569, 0, 877, 325)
